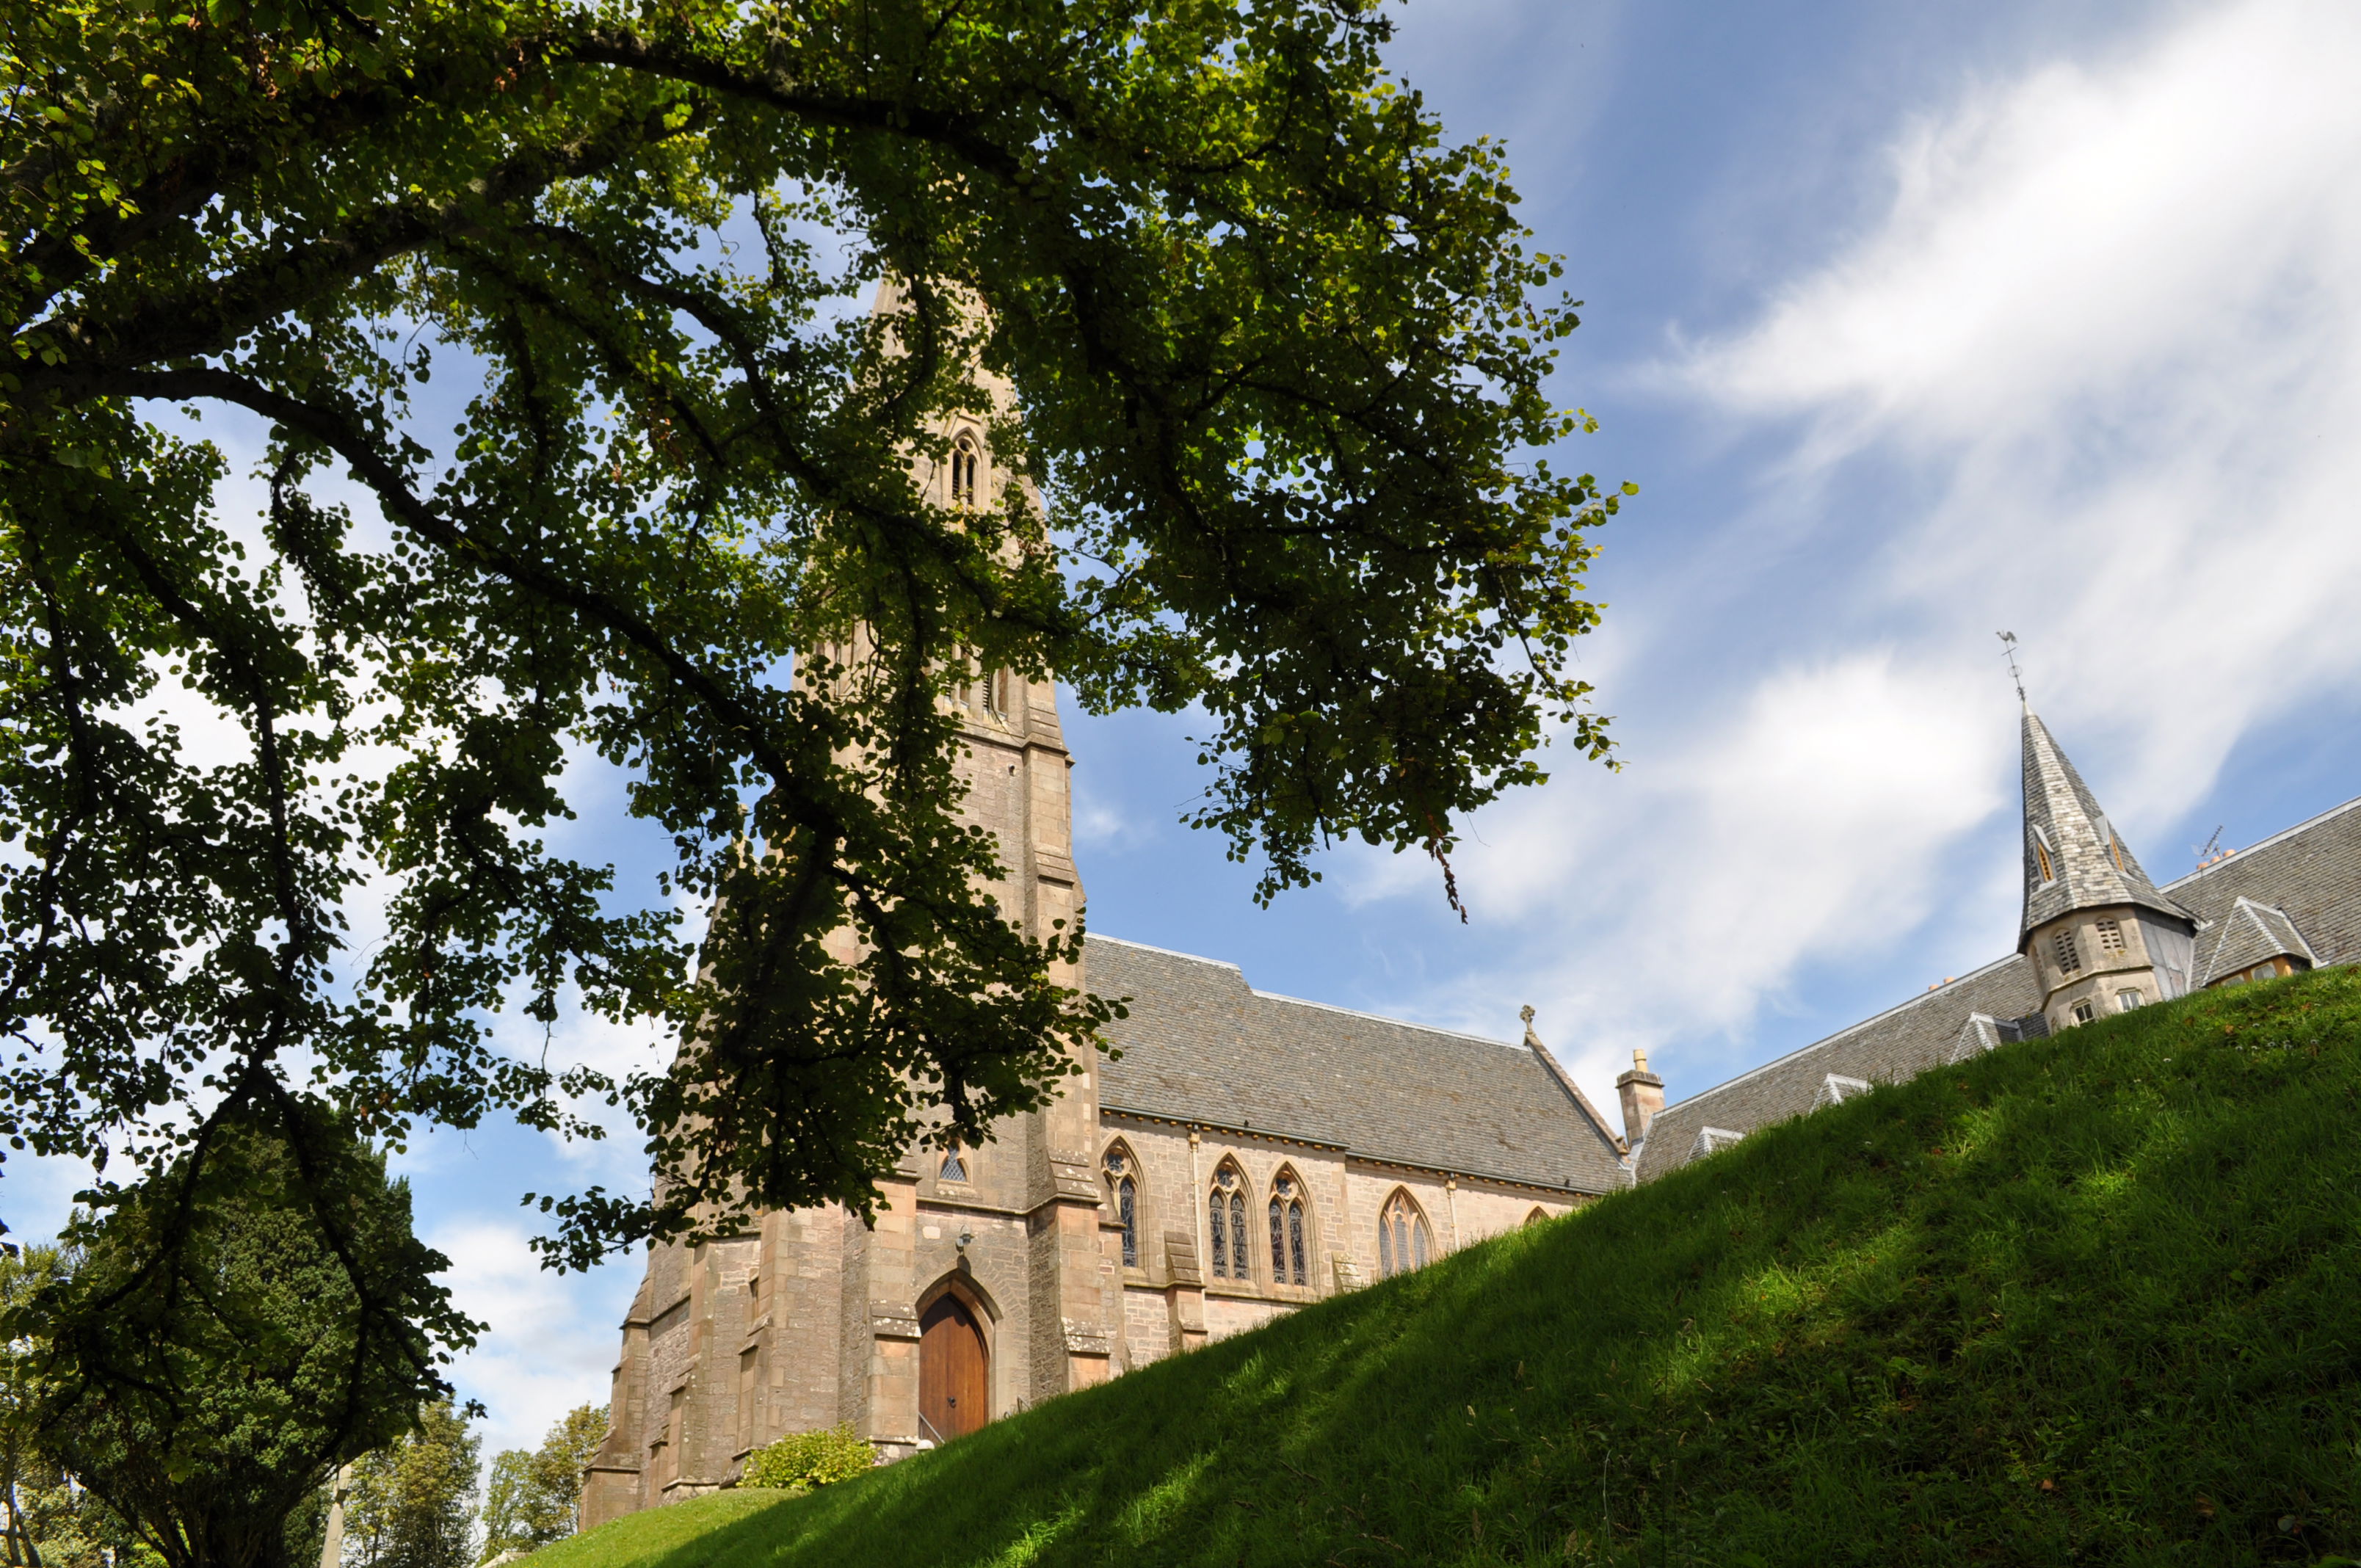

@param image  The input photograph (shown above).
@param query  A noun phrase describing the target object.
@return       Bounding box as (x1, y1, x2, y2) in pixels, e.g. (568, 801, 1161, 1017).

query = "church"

(579, 405, 2361, 1529)
(580, 645, 1631, 1526)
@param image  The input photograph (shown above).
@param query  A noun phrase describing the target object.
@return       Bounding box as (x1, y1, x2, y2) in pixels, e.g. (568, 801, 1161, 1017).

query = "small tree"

(13, 1094, 473, 1568)
(341, 1405, 477, 1568)
(476, 1407, 603, 1562)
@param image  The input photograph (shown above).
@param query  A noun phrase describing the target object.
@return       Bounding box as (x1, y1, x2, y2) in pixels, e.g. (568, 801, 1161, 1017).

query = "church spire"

(2018, 712, 2186, 948)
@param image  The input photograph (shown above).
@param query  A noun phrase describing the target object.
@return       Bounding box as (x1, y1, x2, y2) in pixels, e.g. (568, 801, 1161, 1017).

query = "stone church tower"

(2015, 710, 2197, 1030)
(580, 377, 1126, 1524)
(579, 289, 1642, 1523)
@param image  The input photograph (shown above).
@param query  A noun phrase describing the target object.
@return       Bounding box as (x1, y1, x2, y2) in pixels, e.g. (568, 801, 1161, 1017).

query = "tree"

(11, 1097, 470, 1568)
(0, 1246, 149, 1568)
(476, 1407, 601, 1562)
(1, 0, 1628, 1276)
(340, 1404, 476, 1568)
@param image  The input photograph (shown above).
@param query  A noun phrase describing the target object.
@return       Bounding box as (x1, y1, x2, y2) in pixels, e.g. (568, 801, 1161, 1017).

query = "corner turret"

(2017, 713, 2194, 1028)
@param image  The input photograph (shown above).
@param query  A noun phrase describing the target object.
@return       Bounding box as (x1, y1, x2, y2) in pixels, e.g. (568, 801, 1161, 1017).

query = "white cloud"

(1350, 0, 2361, 1115)
(430, 1218, 641, 1462)
(1351, 654, 2009, 1091)
(1680, 0, 2361, 810)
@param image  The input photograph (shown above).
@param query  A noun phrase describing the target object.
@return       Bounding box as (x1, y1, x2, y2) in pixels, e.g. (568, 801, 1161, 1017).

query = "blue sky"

(17, 0, 2361, 1464)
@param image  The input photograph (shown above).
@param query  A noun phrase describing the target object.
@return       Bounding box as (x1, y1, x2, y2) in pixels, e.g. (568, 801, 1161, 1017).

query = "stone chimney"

(1615, 1049, 1664, 1148)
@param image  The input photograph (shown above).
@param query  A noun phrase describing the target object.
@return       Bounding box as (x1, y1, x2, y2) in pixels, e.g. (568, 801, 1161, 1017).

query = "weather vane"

(1997, 631, 2026, 705)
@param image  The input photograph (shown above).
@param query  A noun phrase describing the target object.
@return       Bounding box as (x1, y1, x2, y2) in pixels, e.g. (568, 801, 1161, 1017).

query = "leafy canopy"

(10, 1098, 465, 1568)
(1, 0, 1623, 1266)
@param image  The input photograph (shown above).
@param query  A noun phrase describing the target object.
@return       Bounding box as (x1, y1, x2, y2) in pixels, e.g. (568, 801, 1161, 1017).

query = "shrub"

(739, 1425, 874, 1494)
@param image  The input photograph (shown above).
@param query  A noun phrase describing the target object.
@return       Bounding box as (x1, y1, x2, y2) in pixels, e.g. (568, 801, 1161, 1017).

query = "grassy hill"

(536, 968, 2361, 1567)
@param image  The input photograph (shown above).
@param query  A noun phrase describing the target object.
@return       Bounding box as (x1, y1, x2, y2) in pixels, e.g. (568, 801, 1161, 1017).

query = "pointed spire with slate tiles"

(2018, 712, 2188, 946)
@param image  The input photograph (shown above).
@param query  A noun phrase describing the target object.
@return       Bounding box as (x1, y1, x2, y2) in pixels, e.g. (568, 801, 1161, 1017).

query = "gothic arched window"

(1103, 1145, 1139, 1268)
(950, 435, 979, 506)
(1377, 1190, 1432, 1280)
(937, 1146, 967, 1183)
(1267, 1169, 1308, 1286)
(1208, 1164, 1249, 1281)
(1526, 1206, 1548, 1227)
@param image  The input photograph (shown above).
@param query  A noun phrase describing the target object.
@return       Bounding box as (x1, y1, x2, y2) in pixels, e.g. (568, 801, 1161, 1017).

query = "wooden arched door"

(918, 1295, 987, 1442)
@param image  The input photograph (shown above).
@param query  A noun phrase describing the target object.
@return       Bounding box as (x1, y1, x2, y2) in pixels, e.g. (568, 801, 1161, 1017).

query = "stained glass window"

(1103, 1147, 1139, 1268)
(1208, 1165, 1247, 1280)
(1267, 1171, 1308, 1286)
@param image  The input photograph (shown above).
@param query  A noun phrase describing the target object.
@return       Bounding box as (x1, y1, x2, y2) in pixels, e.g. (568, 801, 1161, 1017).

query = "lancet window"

(1376, 1190, 1432, 1280)
(1103, 1145, 1140, 1268)
(950, 435, 979, 506)
(1267, 1169, 1308, 1287)
(1207, 1164, 1250, 1281)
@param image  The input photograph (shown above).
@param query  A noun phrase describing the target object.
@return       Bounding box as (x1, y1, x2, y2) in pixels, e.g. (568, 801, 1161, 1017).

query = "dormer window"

(2094, 814, 2128, 871)
(2031, 827, 2056, 885)
(950, 435, 979, 506)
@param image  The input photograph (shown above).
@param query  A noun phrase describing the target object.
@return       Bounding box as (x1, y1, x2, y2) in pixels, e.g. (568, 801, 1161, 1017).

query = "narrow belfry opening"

(2053, 929, 2082, 975)
(950, 435, 979, 505)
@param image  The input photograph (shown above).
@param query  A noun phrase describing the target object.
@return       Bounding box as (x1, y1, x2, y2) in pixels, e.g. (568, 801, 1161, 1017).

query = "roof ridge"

(1246, 986, 1515, 1049)
(1654, 951, 2030, 1117)
(2158, 792, 2361, 891)
(1087, 932, 1247, 973)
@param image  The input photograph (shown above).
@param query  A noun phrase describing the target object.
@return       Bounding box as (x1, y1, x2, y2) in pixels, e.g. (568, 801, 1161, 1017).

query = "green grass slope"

(539, 968, 2361, 1567)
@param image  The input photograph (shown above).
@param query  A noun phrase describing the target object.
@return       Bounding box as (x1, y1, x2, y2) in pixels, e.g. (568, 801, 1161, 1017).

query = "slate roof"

(1634, 787, 2361, 1186)
(2020, 711, 2188, 942)
(1087, 936, 1628, 1195)
(1631, 955, 2044, 1184)
(2161, 794, 2361, 970)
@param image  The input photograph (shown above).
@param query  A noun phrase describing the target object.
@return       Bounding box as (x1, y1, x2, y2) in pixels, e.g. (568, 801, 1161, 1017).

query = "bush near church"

(738, 1426, 875, 1495)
